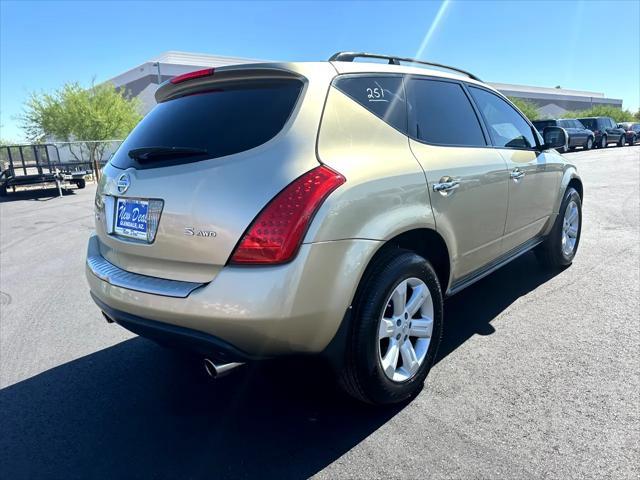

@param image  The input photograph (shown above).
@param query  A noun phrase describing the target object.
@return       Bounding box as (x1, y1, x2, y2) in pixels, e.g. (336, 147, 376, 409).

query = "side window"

(332, 75, 407, 134)
(406, 78, 486, 147)
(468, 86, 537, 149)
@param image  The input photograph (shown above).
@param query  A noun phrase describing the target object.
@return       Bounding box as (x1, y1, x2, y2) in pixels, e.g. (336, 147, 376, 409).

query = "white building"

(108, 51, 623, 118)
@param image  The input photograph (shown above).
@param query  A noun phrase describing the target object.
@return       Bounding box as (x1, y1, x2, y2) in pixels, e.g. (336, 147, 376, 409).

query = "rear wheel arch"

(366, 228, 451, 294)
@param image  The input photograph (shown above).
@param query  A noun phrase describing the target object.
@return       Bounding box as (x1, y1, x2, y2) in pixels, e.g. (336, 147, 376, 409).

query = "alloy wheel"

(561, 200, 579, 257)
(378, 277, 433, 382)
(586, 137, 593, 150)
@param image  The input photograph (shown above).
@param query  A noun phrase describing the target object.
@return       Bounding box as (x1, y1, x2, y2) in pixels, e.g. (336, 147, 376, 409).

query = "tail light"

(230, 165, 346, 265)
(170, 68, 215, 84)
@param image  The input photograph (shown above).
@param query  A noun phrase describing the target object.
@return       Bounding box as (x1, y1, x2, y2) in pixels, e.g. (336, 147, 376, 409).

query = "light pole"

(153, 62, 162, 84)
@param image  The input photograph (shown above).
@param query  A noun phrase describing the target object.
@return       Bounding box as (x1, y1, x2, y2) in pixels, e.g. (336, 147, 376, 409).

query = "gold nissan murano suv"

(87, 52, 583, 405)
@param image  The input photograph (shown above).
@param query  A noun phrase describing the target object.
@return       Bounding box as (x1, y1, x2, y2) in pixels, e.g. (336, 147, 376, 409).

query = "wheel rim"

(601, 137, 606, 148)
(587, 138, 593, 149)
(561, 200, 579, 256)
(378, 277, 433, 382)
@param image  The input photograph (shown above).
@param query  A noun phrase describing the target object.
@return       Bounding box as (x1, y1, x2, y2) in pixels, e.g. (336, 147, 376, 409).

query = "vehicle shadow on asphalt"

(0, 252, 559, 479)
(0, 186, 80, 203)
(437, 251, 560, 363)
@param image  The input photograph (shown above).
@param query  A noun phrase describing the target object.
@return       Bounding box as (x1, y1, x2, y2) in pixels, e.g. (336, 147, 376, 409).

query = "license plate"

(114, 198, 149, 240)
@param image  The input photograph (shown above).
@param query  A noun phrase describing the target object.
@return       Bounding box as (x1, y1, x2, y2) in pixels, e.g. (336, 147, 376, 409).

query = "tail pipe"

(203, 358, 244, 379)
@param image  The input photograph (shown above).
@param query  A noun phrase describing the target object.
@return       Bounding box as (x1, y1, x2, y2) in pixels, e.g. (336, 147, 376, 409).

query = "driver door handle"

(510, 168, 525, 180)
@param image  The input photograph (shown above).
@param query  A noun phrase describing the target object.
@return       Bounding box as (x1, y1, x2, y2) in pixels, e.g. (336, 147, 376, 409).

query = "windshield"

(110, 79, 303, 169)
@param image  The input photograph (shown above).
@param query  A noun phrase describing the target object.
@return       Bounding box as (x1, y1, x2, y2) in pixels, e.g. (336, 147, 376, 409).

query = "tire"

(584, 136, 593, 150)
(536, 187, 582, 269)
(0, 184, 7, 197)
(600, 135, 607, 148)
(75, 179, 86, 189)
(628, 135, 636, 146)
(617, 135, 625, 147)
(339, 248, 443, 405)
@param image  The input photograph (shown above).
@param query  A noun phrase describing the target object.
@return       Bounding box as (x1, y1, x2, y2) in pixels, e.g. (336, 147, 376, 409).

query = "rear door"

(468, 86, 561, 253)
(406, 77, 509, 282)
(559, 119, 579, 146)
(572, 119, 588, 144)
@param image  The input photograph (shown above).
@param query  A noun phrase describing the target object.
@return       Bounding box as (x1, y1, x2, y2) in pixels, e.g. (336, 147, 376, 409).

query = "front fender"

(542, 164, 582, 237)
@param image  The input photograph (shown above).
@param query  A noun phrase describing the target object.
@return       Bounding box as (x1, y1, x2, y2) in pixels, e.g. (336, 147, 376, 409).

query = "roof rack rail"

(328, 51, 482, 82)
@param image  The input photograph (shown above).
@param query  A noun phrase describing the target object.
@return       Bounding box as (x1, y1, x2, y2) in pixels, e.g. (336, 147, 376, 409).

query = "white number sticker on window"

(366, 86, 387, 102)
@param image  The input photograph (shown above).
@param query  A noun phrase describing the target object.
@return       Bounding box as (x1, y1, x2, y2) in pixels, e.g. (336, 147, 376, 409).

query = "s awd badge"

(184, 227, 217, 238)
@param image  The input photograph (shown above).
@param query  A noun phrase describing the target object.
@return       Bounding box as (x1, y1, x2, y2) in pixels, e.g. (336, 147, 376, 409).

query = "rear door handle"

(433, 180, 460, 192)
(510, 168, 525, 180)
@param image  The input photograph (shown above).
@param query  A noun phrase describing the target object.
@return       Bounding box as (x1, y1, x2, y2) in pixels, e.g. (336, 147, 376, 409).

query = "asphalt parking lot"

(0, 145, 638, 479)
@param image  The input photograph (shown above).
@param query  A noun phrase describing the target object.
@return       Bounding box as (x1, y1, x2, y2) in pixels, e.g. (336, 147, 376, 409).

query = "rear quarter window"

(332, 75, 407, 134)
(110, 79, 303, 170)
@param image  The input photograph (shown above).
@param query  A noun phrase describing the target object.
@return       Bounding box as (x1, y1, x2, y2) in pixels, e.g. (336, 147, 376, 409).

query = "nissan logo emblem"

(117, 173, 131, 194)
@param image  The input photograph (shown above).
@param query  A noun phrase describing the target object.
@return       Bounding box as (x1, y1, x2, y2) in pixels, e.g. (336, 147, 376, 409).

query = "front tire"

(536, 187, 582, 269)
(339, 248, 443, 405)
(617, 135, 625, 147)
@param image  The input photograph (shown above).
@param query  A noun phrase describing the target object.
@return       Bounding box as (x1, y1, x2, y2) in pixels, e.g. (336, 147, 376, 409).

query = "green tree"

(508, 97, 539, 121)
(21, 81, 141, 178)
(561, 105, 635, 123)
(634, 110, 640, 121)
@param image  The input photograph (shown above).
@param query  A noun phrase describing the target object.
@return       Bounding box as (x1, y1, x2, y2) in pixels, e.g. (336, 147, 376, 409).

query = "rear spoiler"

(155, 65, 304, 103)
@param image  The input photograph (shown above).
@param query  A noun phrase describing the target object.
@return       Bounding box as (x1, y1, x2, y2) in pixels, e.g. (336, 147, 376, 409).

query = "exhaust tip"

(204, 358, 217, 378)
(204, 358, 244, 379)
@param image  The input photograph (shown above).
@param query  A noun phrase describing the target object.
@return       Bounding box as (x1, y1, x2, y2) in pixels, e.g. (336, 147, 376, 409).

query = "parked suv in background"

(533, 118, 594, 152)
(86, 52, 582, 405)
(577, 116, 626, 148)
(618, 122, 640, 145)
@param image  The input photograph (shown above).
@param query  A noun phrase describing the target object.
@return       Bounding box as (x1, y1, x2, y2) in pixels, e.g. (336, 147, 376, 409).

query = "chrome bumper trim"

(87, 252, 203, 298)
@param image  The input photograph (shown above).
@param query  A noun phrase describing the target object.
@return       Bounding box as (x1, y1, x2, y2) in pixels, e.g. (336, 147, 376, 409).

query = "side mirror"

(542, 126, 567, 150)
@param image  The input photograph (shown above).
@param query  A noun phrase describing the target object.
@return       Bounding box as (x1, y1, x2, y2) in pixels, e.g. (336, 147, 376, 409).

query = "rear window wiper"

(128, 146, 209, 162)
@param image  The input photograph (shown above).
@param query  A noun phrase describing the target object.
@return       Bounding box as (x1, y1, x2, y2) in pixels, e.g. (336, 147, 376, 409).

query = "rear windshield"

(578, 118, 597, 130)
(111, 79, 303, 169)
(532, 120, 555, 131)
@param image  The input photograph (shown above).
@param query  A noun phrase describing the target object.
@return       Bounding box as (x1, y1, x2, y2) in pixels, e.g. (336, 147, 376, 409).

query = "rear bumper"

(92, 293, 257, 362)
(86, 234, 380, 357)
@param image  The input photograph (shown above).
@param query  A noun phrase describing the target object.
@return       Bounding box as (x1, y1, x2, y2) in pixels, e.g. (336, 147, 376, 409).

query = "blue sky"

(1, 0, 638, 141)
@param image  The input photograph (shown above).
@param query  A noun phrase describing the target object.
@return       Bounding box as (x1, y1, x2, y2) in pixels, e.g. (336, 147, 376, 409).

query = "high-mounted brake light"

(230, 165, 346, 265)
(170, 68, 215, 85)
